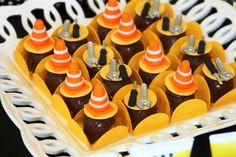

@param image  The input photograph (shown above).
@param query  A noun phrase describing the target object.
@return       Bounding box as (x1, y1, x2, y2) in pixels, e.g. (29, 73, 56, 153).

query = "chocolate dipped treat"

(181, 35, 211, 72)
(165, 60, 197, 112)
(97, 0, 122, 42)
(110, 12, 144, 64)
(24, 19, 54, 73)
(44, 38, 72, 94)
(99, 59, 132, 100)
(156, 14, 187, 54)
(134, 0, 164, 31)
(57, 19, 88, 55)
(203, 58, 235, 103)
(123, 82, 157, 129)
(139, 40, 170, 85)
(59, 62, 93, 118)
(83, 83, 118, 144)
(82, 41, 114, 78)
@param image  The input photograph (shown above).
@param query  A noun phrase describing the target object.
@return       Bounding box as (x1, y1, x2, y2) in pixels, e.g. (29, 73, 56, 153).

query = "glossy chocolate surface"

(159, 33, 185, 54)
(65, 39, 87, 55)
(98, 25, 111, 43)
(139, 68, 158, 86)
(102, 78, 131, 100)
(86, 65, 102, 79)
(204, 74, 234, 103)
(115, 41, 144, 64)
(166, 89, 195, 113)
(126, 104, 157, 129)
(134, 14, 159, 32)
(45, 71, 66, 94)
(62, 93, 91, 118)
(83, 115, 115, 144)
(26, 50, 53, 73)
(182, 53, 210, 72)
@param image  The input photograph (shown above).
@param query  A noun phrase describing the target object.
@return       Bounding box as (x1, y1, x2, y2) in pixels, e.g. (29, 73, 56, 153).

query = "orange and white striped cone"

(85, 83, 114, 116)
(61, 62, 87, 95)
(100, 0, 122, 26)
(117, 12, 140, 39)
(50, 38, 71, 70)
(30, 19, 51, 46)
(173, 60, 196, 90)
(144, 40, 165, 66)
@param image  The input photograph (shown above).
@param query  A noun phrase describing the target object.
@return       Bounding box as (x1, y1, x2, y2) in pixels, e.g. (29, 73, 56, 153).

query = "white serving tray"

(0, 0, 236, 157)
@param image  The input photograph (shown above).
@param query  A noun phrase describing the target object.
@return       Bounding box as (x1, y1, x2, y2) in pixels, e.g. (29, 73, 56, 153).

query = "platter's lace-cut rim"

(0, 0, 236, 157)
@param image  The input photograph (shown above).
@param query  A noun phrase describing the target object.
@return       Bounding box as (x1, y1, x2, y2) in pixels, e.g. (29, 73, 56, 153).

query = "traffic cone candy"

(117, 12, 140, 40)
(30, 19, 50, 46)
(62, 62, 87, 95)
(173, 60, 196, 90)
(101, 0, 122, 26)
(85, 83, 114, 116)
(50, 38, 71, 70)
(144, 40, 165, 66)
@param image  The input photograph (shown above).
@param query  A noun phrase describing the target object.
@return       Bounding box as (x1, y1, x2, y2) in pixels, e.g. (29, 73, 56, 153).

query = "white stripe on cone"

(106, 4, 119, 11)
(54, 48, 68, 55)
(173, 73, 194, 85)
(33, 27, 46, 34)
(103, 12, 122, 19)
(30, 35, 48, 42)
(176, 68, 192, 77)
(118, 26, 136, 35)
(89, 100, 109, 109)
(120, 20, 133, 27)
(52, 55, 71, 63)
(145, 54, 164, 62)
(67, 71, 82, 79)
(91, 93, 107, 102)
(65, 79, 85, 88)
(147, 47, 162, 55)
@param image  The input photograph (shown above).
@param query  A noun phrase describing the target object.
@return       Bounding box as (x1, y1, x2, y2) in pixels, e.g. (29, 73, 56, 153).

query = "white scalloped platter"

(1, 0, 236, 157)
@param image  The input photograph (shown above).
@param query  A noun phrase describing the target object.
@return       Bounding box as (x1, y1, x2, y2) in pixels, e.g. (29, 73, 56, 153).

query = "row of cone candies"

(62, 61, 112, 116)
(101, 0, 122, 27)
(31, 18, 195, 93)
(47, 37, 112, 115)
(138, 38, 196, 93)
(101, 0, 141, 41)
(28, 2, 195, 110)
